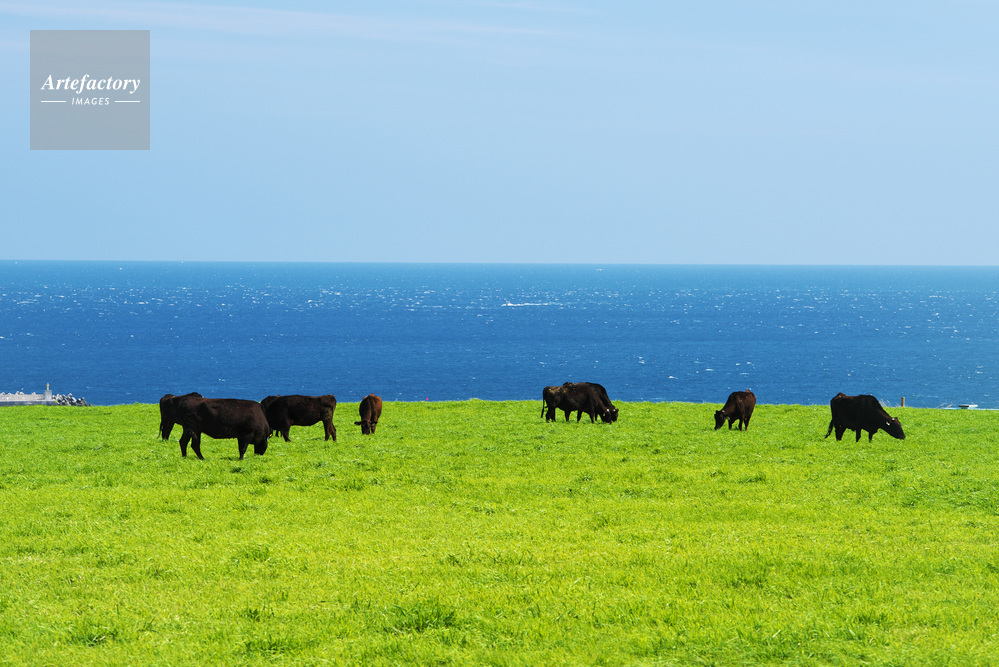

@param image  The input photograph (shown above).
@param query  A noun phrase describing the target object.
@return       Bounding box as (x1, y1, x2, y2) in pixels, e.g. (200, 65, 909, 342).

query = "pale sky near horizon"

(2, 1, 997, 265)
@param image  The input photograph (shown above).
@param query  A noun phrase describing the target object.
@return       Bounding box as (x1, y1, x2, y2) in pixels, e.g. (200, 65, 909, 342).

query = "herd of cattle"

(157, 384, 906, 460)
(708, 389, 905, 443)
(543, 384, 904, 442)
(158, 392, 382, 460)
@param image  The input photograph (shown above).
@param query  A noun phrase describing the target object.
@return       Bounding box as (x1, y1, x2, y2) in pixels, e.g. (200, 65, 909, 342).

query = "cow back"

(358, 394, 381, 419)
(542, 385, 564, 404)
(356, 394, 383, 434)
(831, 394, 885, 422)
(175, 396, 269, 438)
(715, 390, 755, 429)
(266, 394, 336, 425)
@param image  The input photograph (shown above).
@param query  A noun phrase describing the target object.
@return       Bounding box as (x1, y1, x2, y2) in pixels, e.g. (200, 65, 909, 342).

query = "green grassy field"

(1, 400, 998, 666)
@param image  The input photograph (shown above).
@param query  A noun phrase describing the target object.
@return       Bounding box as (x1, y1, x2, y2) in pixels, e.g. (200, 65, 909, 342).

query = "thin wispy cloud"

(0, 1, 563, 41)
(427, 0, 595, 14)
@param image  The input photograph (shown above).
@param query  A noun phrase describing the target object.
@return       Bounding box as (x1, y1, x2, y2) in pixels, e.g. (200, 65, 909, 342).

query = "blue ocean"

(1, 261, 996, 408)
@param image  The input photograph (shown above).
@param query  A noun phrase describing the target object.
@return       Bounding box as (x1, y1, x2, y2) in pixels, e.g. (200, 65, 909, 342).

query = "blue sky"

(2, 1, 997, 264)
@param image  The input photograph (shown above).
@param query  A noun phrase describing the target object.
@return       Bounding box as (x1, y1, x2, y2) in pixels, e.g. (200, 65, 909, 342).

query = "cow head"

(355, 419, 372, 435)
(713, 410, 727, 430)
(600, 407, 619, 423)
(883, 417, 905, 440)
(254, 434, 269, 455)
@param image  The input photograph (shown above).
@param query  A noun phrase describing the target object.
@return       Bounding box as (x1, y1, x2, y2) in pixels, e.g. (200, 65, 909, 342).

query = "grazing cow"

(262, 394, 337, 442)
(825, 392, 905, 442)
(543, 382, 612, 423)
(170, 395, 270, 460)
(714, 390, 756, 431)
(159, 392, 202, 440)
(580, 382, 619, 423)
(355, 394, 382, 435)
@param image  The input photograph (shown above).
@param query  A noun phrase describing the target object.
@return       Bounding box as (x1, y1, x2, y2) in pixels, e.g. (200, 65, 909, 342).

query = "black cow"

(825, 392, 905, 442)
(259, 395, 282, 436)
(262, 394, 337, 442)
(355, 394, 382, 435)
(170, 395, 270, 460)
(714, 390, 756, 431)
(544, 382, 611, 423)
(580, 382, 619, 423)
(159, 392, 202, 440)
(541, 385, 564, 422)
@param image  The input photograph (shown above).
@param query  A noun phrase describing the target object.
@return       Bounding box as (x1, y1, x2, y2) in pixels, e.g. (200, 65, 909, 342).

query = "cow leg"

(179, 429, 191, 457)
(370, 420, 377, 434)
(867, 430, 875, 442)
(834, 426, 846, 441)
(281, 426, 291, 442)
(728, 417, 736, 430)
(564, 410, 571, 422)
(237, 438, 248, 460)
(191, 432, 204, 460)
(326, 421, 336, 442)
(855, 429, 863, 442)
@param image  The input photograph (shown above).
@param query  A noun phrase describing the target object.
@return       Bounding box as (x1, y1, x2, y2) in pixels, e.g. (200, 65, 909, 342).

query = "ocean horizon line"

(9, 396, 990, 411)
(2, 259, 999, 269)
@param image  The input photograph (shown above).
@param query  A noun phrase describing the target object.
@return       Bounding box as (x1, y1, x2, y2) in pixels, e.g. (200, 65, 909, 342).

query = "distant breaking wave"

(502, 301, 552, 307)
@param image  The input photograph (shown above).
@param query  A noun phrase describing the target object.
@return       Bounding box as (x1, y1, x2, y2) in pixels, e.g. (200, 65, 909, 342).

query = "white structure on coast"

(0, 386, 55, 405)
(0, 385, 87, 406)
